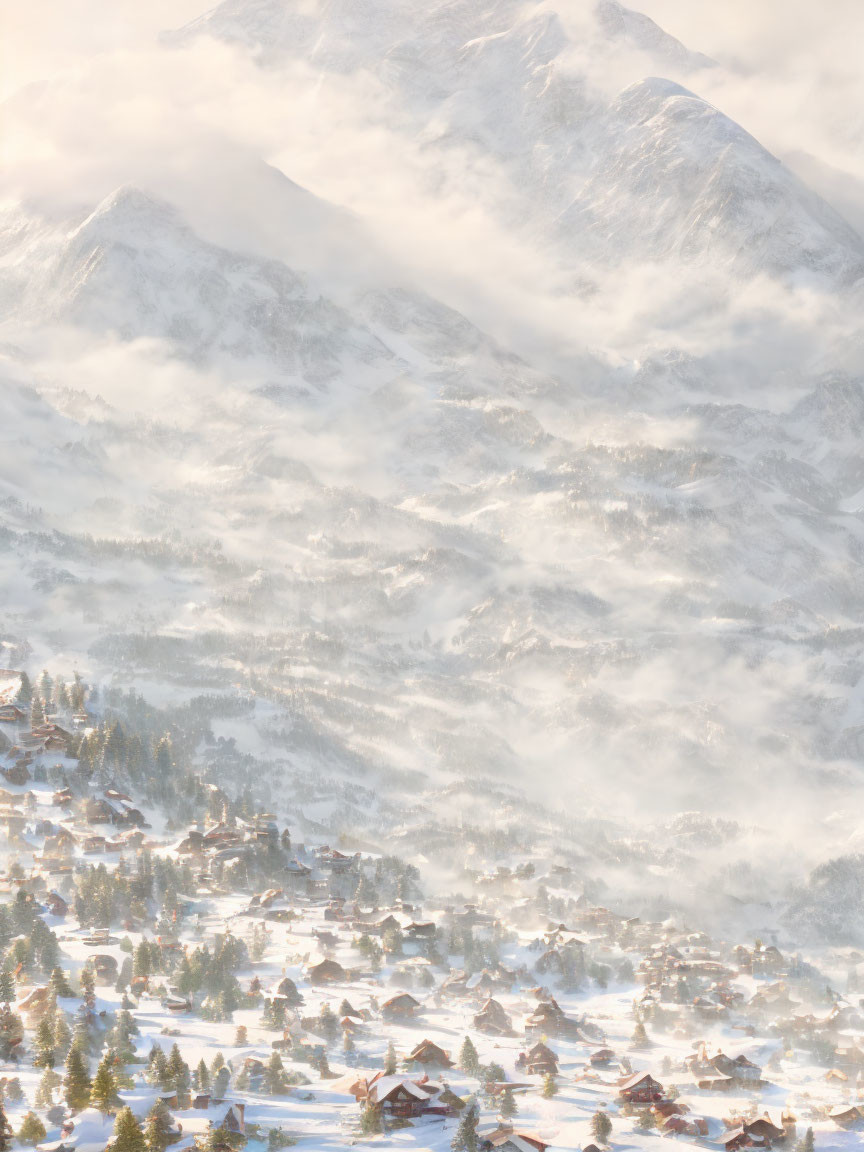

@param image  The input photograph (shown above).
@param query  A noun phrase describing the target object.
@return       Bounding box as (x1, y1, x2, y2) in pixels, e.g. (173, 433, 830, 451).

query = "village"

(0, 667, 863, 1152)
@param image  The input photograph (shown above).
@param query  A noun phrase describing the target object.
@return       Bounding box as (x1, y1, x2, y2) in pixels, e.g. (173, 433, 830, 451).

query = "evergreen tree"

(0, 1102, 12, 1152)
(144, 1099, 174, 1152)
(64, 1044, 92, 1111)
(0, 971, 14, 1005)
(53, 1009, 72, 1059)
(167, 1045, 191, 1107)
(210, 1052, 225, 1075)
(108, 1107, 147, 1152)
(91, 1051, 119, 1113)
(33, 1015, 57, 1069)
(16, 672, 33, 705)
(452, 1097, 479, 1152)
(359, 1102, 382, 1136)
(591, 1112, 612, 1145)
(194, 1059, 210, 1092)
(233, 1025, 248, 1047)
(3, 1078, 23, 1104)
(384, 1040, 397, 1076)
(631, 1021, 649, 1048)
(500, 1087, 518, 1118)
(35, 1068, 61, 1110)
(17, 1112, 46, 1146)
(212, 1067, 230, 1101)
(459, 1036, 481, 1076)
(542, 1074, 558, 1099)
(50, 967, 74, 998)
(263, 1052, 288, 1096)
(796, 1130, 814, 1152)
(30, 696, 45, 729)
(79, 967, 96, 1009)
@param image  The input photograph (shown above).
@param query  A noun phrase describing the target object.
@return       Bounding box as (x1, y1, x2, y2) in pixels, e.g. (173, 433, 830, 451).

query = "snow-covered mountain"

(3, 0, 864, 922)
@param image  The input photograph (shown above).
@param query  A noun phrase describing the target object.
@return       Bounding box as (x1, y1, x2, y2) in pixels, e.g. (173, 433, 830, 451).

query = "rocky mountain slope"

(2, 0, 864, 924)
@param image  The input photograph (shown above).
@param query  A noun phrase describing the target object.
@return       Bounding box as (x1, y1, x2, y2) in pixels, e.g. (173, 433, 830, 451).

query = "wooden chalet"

(618, 1071, 664, 1104)
(408, 1039, 453, 1069)
(307, 958, 347, 984)
(381, 992, 420, 1019)
(473, 997, 512, 1035)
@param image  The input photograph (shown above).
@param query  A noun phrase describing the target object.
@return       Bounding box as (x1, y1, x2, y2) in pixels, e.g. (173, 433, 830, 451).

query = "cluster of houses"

(3, 667, 864, 1152)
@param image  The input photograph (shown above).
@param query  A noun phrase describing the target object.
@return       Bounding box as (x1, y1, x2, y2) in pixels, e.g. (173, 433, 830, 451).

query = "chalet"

(82, 835, 108, 854)
(356, 1073, 460, 1120)
(618, 1071, 664, 1104)
(408, 1039, 453, 1069)
(473, 997, 512, 1035)
(479, 1125, 551, 1152)
(177, 830, 205, 855)
(743, 1116, 786, 1144)
(718, 1129, 753, 1151)
(2, 763, 30, 786)
(590, 1048, 616, 1067)
(274, 976, 304, 1005)
(407, 921, 437, 939)
(829, 1106, 863, 1129)
(317, 848, 356, 873)
(520, 1042, 558, 1076)
(834, 1038, 864, 1066)
(283, 860, 312, 891)
(162, 995, 192, 1014)
(370, 914, 402, 937)
(43, 891, 68, 917)
(0, 706, 26, 724)
(441, 970, 470, 998)
(381, 992, 420, 1020)
(220, 1104, 245, 1134)
(307, 958, 347, 984)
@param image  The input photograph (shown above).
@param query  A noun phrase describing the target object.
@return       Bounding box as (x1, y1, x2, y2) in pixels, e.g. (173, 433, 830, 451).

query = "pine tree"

(0, 971, 14, 1005)
(0, 1102, 11, 1152)
(263, 1052, 287, 1096)
(18, 1112, 47, 1146)
(35, 1068, 61, 1109)
(144, 1099, 174, 1152)
(108, 1107, 147, 1152)
(796, 1129, 814, 1152)
(459, 1036, 481, 1076)
(194, 1059, 210, 1092)
(359, 1102, 382, 1135)
(3, 1078, 23, 1104)
(591, 1112, 612, 1145)
(91, 1052, 119, 1113)
(212, 1067, 230, 1101)
(148, 1047, 170, 1088)
(500, 1087, 518, 1118)
(79, 967, 96, 1009)
(50, 967, 74, 998)
(384, 1040, 397, 1075)
(631, 1021, 649, 1049)
(233, 1025, 247, 1047)
(167, 1045, 191, 1107)
(542, 1074, 558, 1099)
(30, 696, 45, 729)
(210, 1052, 225, 1075)
(53, 1004, 72, 1055)
(33, 1015, 57, 1069)
(452, 1097, 479, 1152)
(16, 672, 33, 705)
(64, 1044, 92, 1111)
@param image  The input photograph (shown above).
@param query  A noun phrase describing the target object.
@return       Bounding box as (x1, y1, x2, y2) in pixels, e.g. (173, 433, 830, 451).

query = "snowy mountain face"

(3, 0, 864, 929)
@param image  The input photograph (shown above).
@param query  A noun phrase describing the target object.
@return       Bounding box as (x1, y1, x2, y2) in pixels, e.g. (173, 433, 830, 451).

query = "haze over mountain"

(2, 0, 864, 933)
